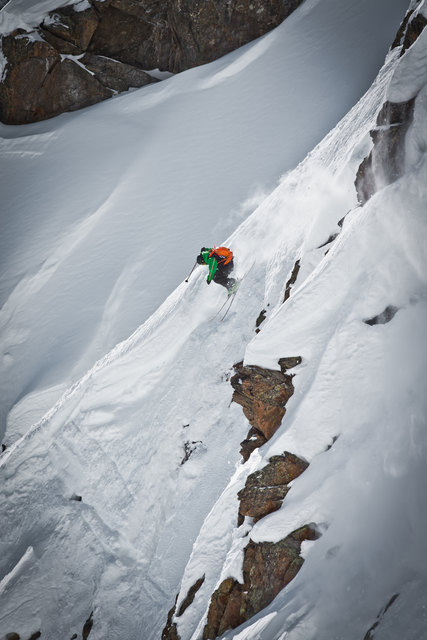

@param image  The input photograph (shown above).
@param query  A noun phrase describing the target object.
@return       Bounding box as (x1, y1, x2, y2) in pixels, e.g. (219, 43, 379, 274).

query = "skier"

(196, 246, 237, 293)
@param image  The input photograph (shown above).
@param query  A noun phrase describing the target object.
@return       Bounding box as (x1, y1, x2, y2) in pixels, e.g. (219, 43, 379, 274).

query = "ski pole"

(185, 261, 198, 282)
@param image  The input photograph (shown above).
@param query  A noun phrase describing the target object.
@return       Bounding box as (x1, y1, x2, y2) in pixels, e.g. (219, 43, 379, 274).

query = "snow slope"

(1, 1, 425, 640)
(0, 0, 409, 441)
(169, 34, 427, 639)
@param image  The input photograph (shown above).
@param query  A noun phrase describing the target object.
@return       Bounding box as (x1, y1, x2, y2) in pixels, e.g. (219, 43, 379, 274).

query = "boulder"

(231, 358, 301, 441)
(203, 525, 319, 639)
(238, 452, 309, 522)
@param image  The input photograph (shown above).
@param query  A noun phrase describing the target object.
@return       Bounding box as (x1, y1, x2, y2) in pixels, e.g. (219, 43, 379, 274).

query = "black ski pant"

(213, 259, 236, 290)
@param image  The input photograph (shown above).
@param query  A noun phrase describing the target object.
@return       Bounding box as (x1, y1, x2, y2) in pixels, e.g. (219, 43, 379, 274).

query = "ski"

(213, 294, 233, 319)
(211, 263, 255, 322)
(220, 290, 238, 321)
(217, 262, 255, 322)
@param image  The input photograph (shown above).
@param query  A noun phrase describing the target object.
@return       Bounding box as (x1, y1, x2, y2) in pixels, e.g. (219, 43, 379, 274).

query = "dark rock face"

(42, 4, 99, 51)
(239, 426, 267, 462)
(0, 0, 304, 124)
(355, 9, 427, 204)
(203, 525, 319, 639)
(177, 576, 205, 617)
(238, 452, 309, 522)
(391, 7, 427, 55)
(400, 12, 427, 54)
(0, 32, 113, 124)
(162, 577, 205, 640)
(162, 595, 180, 640)
(87, 1, 171, 71)
(231, 357, 301, 441)
(283, 259, 300, 303)
(82, 611, 94, 640)
(167, 0, 303, 72)
(255, 309, 267, 333)
(81, 53, 158, 92)
(355, 99, 415, 204)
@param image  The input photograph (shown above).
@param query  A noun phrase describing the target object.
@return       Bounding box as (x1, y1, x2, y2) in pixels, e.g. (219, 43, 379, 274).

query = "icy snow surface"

(1, 1, 425, 640)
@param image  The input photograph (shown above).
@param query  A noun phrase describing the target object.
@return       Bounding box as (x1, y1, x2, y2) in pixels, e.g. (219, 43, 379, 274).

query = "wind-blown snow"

(1, 1, 424, 640)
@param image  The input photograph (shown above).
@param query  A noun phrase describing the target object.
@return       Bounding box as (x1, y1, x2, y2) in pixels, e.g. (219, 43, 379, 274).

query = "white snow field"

(2, 1, 426, 640)
(0, 0, 409, 441)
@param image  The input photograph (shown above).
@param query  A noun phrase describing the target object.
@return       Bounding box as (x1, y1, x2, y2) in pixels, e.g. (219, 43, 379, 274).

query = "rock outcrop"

(355, 99, 415, 205)
(0, 23, 158, 124)
(355, 7, 426, 204)
(231, 357, 301, 443)
(0, 0, 305, 124)
(238, 452, 309, 523)
(199, 359, 310, 639)
(203, 525, 319, 640)
(239, 426, 268, 463)
(162, 355, 310, 640)
(391, 5, 427, 55)
(200, 452, 313, 639)
(162, 577, 205, 640)
(283, 259, 300, 303)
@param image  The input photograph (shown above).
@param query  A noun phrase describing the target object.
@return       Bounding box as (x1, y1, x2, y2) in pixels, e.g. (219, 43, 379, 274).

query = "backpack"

(209, 246, 233, 265)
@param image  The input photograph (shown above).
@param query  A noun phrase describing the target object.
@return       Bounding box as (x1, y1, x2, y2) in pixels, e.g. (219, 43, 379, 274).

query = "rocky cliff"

(162, 356, 318, 640)
(0, 0, 303, 124)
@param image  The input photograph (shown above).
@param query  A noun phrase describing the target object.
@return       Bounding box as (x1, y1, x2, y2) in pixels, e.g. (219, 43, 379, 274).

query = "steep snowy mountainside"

(0, 0, 409, 442)
(1, 2, 423, 640)
(168, 11, 427, 640)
